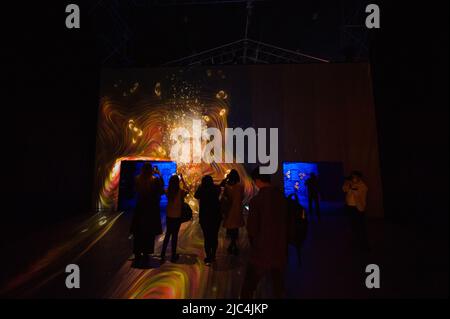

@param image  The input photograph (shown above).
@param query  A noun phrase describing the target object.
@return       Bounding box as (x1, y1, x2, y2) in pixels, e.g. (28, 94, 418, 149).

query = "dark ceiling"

(87, 0, 370, 66)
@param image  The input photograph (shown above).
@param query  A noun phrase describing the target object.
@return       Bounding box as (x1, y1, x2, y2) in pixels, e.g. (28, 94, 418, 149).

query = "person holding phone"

(343, 171, 370, 252)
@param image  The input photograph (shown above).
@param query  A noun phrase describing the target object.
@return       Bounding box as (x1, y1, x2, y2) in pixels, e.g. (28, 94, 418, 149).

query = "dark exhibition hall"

(2, 0, 448, 309)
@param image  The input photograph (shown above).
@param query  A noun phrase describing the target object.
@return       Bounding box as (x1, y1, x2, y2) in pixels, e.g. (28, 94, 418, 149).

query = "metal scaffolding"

(340, 0, 370, 62)
(162, 0, 328, 66)
(164, 38, 329, 66)
(89, 0, 134, 66)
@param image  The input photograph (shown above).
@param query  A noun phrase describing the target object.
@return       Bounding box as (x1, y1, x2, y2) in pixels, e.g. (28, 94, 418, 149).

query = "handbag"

(180, 202, 193, 223)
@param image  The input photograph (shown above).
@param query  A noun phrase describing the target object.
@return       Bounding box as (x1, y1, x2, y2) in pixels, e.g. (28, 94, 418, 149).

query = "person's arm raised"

(179, 174, 188, 191)
(342, 181, 351, 193)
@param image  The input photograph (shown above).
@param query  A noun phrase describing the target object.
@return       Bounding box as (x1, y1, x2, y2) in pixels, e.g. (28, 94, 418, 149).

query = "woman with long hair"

(131, 163, 164, 266)
(160, 174, 187, 262)
(221, 169, 244, 256)
(195, 175, 222, 265)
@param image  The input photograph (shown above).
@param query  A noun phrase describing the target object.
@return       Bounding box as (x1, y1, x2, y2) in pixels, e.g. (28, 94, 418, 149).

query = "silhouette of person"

(220, 169, 244, 256)
(305, 172, 321, 220)
(195, 175, 222, 265)
(161, 174, 187, 263)
(286, 193, 308, 267)
(241, 167, 288, 299)
(130, 163, 164, 266)
(343, 171, 370, 252)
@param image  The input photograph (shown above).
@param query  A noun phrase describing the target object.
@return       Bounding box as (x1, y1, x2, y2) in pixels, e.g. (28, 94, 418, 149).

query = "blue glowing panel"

(283, 162, 319, 203)
(134, 161, 177, 192)
(118, 160, 177, 211)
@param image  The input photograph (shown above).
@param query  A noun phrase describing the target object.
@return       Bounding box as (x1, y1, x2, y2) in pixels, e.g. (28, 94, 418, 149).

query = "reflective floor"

(1, 206, 448, 298)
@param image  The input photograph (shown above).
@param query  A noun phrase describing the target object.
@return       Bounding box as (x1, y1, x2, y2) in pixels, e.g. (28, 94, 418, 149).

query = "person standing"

(343, 171, 370, 252)
(221, 169, 244, 256)
(286, 193, 308, 267)
(131, 163, 164, 266)
(305, 172, 321, 220)
(241, 168, 288, 299)
(195, 175, 222, 265)
(160, 174, 187, 263)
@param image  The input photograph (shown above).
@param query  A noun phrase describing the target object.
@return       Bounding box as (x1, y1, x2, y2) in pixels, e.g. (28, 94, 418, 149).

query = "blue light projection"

(283, 162, 319, 204)
(118, 160, 177, 211)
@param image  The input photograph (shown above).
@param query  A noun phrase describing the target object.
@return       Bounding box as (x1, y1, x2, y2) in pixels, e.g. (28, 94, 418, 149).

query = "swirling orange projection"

(95, 72, 256, 212)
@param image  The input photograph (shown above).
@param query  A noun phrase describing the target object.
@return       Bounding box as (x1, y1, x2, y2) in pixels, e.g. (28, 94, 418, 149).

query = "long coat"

(222, 183, 245, 229)
(131, 175, 164, 237)
(247, 186, 288, 270)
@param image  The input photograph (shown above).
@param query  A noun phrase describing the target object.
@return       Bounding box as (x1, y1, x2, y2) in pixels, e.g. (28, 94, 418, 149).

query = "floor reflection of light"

(1, 212, 124, 297)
